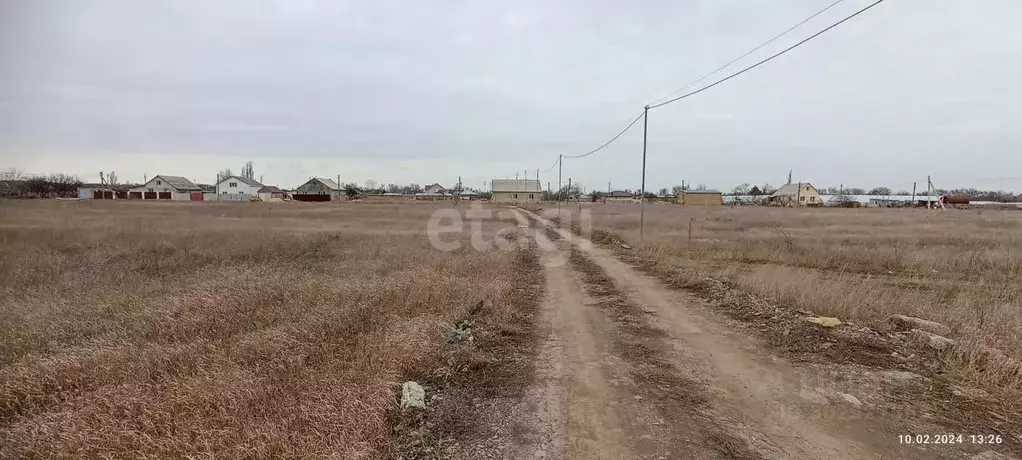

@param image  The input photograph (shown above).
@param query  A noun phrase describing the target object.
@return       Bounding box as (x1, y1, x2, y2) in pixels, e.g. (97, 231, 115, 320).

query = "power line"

(542, 156, 560, 172)
(649, 0, 887, 110)
(650, 0, 849, 106)
(563, 110, 646, 159)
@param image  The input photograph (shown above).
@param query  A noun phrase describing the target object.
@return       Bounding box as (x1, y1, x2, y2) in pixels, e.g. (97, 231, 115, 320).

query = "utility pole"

(927, 175, 932, 208)
(536, 169, 539, 188)
(911, 182, 917, 205)
(639, 105, 649, 243)
(558, 154, 562, 214)
(788, 170, 793, 185)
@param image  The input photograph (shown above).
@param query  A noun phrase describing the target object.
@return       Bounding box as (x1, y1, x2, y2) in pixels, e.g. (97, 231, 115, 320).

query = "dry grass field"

(554, 202, 1022, 391)
(0, 200, 532, 459)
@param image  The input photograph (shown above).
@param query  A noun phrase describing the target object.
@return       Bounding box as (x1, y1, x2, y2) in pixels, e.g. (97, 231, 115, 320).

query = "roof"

(771, 183, 816, 197)
(154, 175, 201, 191)
(608, 190, 634, 197)
(221, 175, 263, 187)
(258, 186, 284, 193)
(682, 190, 722, 194)
(459, 190, 480, 196)
(302, 178, 341, 190)
(491, 179, 541, 192)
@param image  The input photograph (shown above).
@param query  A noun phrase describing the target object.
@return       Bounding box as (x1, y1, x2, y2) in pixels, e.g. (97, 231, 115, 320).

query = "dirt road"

(453, 208, 1007, 460)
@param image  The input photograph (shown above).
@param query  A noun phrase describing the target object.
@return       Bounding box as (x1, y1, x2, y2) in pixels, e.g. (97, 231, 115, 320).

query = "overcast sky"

(2, 0, 1021, 191)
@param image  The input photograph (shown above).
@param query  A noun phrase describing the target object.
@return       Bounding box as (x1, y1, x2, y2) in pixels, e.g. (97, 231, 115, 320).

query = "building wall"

(678, 192, 723, 206)
(491, 191, 539, 203)
(217, 179, 261, 196)
(258, 192, 284, 201)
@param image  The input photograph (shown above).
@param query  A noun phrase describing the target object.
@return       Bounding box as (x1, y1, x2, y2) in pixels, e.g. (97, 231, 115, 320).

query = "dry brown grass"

(0, 200, 529, 459)
(553, 203, 1022, 391)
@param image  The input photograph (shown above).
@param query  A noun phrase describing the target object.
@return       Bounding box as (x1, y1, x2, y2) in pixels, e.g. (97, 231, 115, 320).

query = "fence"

(293, 194, 331, 202)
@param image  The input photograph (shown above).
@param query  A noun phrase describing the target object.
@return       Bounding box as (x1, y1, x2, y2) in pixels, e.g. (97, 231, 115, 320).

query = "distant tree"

(761, 183, 777, 195)
(894, 190, 910, 196)
(671, 185, 684, 195)
(695, 184, 708, 191)
(868, 187, 892, 195)
(25, 173, 81, 197)
(553, 183, 583, 200)
(218, 168, 233, 180)
(643, 191, 657, 200)
(364, 179, 377, 190)
(658, 187, 669, 197)
(731, 183, 751, 195)
(749, 185, 763, 195)
(343, 183, 361, 197)
(0, 168, 22, 181)
(107, 171, 118, 185)
(385, 183, 399, 193)
(591, 191, 605, 202)
(843, 187, 866, 195)
(240, 162, 255, 180)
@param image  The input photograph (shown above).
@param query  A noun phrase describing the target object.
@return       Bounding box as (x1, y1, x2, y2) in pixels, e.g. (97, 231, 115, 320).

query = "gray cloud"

(2, 0, 1021, 191)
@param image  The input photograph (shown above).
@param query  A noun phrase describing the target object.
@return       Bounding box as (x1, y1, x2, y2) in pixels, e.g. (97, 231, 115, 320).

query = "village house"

(216, 176, 263, 197)
(769, 182, 822, 206)
(128, 175, 202, 200)
(677, 190, 723, 206)
(490, 179, 541, 203)
(423, 183, 447, 194)
(295, 178, 346, 201)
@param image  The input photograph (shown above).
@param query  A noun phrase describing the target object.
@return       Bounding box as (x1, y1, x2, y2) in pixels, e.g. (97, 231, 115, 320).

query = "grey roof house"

(129, 175, 202, 193)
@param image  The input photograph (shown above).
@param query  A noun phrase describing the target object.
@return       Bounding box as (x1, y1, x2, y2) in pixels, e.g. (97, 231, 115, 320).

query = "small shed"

(678, 190, 723, 206)
(258, 186, 286, 201)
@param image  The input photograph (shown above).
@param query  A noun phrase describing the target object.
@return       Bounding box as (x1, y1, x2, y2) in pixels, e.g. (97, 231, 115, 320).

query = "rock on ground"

(909, 329, 955, 351)
(401, 381, 426, 409)
(887, 314, 951, 336)
(806, 317, 842, 328)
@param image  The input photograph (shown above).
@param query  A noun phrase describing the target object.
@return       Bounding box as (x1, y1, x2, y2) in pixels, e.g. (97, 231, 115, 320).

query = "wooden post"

(688, 218, 694, 247)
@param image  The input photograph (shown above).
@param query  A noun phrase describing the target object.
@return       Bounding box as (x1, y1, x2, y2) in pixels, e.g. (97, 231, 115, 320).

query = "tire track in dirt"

(518, 208, 983, 460)
(509, 209, 731, 459)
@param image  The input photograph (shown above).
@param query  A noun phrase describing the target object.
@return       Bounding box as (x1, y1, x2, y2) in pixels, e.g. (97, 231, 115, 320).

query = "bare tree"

(731, 183, 751, 195)
(241, 162, 255, 180)
(0, 168, 23, 181)
(671, 185, 684, 195)
(218, 168, 233, 179)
